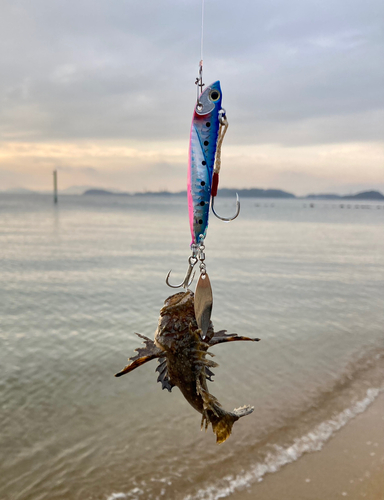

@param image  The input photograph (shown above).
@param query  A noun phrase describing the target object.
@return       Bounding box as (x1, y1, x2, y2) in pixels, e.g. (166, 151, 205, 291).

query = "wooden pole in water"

(53, 170, 58, 204)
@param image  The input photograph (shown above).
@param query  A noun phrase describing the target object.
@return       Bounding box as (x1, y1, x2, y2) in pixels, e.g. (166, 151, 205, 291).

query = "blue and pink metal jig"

(166, 61, 239, 292)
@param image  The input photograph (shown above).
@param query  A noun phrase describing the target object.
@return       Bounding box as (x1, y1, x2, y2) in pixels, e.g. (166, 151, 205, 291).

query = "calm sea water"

(1, 193, 383, 500)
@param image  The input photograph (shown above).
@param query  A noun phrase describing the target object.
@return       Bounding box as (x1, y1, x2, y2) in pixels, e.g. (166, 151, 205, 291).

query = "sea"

(1, 193, 383, 500)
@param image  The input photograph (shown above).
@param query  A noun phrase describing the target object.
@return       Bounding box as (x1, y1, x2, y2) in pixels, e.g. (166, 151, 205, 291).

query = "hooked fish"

(115, 290, 259, 444)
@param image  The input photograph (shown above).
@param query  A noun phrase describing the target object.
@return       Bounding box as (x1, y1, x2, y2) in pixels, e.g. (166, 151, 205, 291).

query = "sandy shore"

(230, 391, 384, 500)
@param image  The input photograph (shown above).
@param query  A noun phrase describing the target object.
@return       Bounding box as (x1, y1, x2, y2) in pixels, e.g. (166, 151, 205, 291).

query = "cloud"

(0, 0, 383, 192)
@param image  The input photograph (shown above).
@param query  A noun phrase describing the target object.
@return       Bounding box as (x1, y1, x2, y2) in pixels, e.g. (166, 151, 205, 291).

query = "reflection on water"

(0, 194, 383, 500)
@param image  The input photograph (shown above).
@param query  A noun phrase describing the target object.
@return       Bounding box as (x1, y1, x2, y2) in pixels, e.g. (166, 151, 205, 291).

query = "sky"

(0, 0, 383, 196)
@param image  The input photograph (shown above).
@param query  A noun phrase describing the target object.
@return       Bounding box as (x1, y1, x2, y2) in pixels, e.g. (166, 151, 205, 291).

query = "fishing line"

(196, 0, 205, 103)
(200, 0, 205, 64)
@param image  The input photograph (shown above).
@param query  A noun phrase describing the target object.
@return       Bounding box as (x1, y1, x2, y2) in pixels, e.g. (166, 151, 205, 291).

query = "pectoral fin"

(209, 330, 260, 347)
(115, 333, 164, 377)
(156, 358, 175, 392)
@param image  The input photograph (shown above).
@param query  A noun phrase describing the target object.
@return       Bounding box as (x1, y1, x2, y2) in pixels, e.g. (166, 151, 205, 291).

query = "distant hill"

(306, 190, 384, 201)
(62, 185, 99, 195)
(83, 187, 296, 198)
(0, 186, 384, 201)
(83, 189, 130, 196)
(133, 190, 186, 197)
(82, 188, 383, 200)
(306, 193, 341, 200)
(218, 188, 295, 198)
(132, 188, 295, 198)
(343, 190, 384, 201)
(3, 187, 381, 201)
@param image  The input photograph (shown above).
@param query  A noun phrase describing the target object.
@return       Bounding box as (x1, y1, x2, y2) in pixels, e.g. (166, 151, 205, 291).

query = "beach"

(230, 391, 384, 500)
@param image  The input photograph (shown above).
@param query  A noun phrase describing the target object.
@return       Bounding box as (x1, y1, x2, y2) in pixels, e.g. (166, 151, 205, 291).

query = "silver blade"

(194, 273, 213, 339)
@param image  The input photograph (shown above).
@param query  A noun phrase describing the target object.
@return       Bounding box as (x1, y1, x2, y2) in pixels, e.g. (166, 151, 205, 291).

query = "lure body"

(188, 81, 222, 245)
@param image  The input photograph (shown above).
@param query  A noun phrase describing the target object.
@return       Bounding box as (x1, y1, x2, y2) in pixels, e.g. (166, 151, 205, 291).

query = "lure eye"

(209, 90, 220, 102)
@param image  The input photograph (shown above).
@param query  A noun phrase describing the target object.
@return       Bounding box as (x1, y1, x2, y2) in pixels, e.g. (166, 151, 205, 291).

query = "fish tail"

(211, 405, 254, 444)
(197, 378, 254, 444)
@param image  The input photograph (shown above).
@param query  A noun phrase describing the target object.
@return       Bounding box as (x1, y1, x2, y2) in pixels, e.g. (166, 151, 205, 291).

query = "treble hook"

(166, 255, 198, 289)
(211, 193, 240, 222)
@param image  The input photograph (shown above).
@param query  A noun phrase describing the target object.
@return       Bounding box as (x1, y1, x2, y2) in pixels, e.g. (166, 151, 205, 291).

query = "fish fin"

(232, 405, 254, 418)
(209, 330, 260, 347)
(156, 358, 175, 392)
(212, 406, 254, 444)
(115, 333, 163, 377)
(205, 366, 215, 381)
(190, 327, 219, 375)
(200, 403, 238, 444)
(198, 377, 254, 444)
(211, 414, 238, 444)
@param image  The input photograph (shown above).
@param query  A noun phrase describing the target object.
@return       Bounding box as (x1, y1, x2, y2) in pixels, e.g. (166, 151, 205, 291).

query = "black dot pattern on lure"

(201, 181, 206, 186)
(204, 141, 209, 146)
(200, 201, 205, 206)
(199, 219, 203, 224)
(202, 161, 206, 166)
(206, 122, 211, 127)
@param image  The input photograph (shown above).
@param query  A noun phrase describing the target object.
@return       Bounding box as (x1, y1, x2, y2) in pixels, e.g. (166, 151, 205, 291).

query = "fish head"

(155, 290, 197, 352)
(161, 290, 195, 316)
(195, 81, 222, 116)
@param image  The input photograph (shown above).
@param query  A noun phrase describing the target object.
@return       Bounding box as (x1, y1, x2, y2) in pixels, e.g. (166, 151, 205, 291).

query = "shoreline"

(229, 390, 384, 500)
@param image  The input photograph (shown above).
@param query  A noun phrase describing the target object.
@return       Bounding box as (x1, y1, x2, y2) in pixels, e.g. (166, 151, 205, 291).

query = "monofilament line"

(200, 0, 205, 64)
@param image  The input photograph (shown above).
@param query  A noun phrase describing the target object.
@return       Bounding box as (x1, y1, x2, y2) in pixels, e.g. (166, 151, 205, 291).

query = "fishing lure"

(188, 79, 226, 246)
(166, 63, 239, 337)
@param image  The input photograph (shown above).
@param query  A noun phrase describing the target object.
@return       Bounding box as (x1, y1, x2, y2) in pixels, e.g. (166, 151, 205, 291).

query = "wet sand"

(231, 391, 384, 500)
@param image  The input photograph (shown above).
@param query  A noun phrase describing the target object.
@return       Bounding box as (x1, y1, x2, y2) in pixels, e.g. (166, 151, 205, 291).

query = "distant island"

(83, 187, 295, 198)
(211, 188, 296, 198)
(306, 190, 384, 201)
(83, 188, 384, 200)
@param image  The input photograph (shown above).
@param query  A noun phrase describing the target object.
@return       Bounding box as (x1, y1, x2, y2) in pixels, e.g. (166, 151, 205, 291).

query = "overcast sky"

(1, 0, 383, 195)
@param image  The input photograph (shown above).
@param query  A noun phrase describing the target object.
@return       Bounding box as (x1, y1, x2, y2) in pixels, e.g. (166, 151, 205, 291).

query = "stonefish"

(115, 290, 259, 444)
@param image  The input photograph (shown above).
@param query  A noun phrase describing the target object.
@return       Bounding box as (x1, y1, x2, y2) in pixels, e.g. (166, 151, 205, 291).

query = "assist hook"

(211, 192, 240, 221)
(210, 109, 240, 222)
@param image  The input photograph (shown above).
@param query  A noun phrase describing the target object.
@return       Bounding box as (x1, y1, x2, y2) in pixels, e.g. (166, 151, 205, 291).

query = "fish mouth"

(164, 290, 193, 306)
(163, 290, 194, 309)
